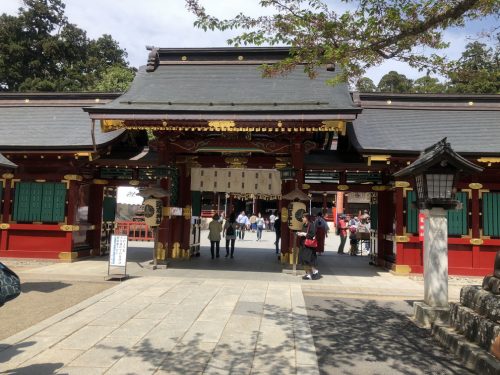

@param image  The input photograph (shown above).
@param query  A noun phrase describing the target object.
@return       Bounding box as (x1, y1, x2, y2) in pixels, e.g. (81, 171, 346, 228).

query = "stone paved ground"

(304, 295, 473, 375)
(0, 230, 485, 374)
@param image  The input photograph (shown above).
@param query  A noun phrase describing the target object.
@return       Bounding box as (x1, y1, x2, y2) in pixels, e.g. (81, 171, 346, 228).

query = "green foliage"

(447, 39, 500, 94)
(356, 77, 376, 92)
(377, 71, 413, 93)
(186, 0, 499, 83)
(412, 75, 446, 93)
(0, 0, 134, 91)
(90, 65, 136, 92)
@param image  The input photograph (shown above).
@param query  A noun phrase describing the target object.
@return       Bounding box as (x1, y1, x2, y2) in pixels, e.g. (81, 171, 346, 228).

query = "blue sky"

(1, 0, 498, 84)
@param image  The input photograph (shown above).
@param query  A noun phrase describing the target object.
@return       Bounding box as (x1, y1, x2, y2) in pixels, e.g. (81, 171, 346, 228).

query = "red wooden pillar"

(0, 174, 13, 251)
(64, 177, 81, 253)
(280, 179, 292, 254)
(88, 183, 104, 255)
(2, 174, 12, 223)
(471, 188, 480, 269)
(394, 185, 404, 263)
(179, 164, 191, 255)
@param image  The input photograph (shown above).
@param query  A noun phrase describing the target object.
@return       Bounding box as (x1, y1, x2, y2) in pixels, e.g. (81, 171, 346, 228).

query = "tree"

(90, 65, 137, 92)
(186, 0, 500, 83)
(356, 77, 376, 92)
(412, 75, 446, 93)
(447, 38, 500, 93)
(0, 0, 134, 91)
(377, 71, 413, 93)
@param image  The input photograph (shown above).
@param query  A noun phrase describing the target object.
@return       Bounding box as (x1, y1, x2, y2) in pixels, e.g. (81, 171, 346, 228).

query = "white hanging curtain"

(191, 168, 282, 197)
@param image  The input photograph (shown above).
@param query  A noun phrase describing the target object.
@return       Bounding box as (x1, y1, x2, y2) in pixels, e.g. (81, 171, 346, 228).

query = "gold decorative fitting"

(183, 205, 192, 220)
(371, 185, 387, 191)
(208, 120, 236, 130)
(477, 157, 500, 166)
(321, 120, 346, 135)
(58, 252, 78, 260)
(63, 174, 83, 181)
(92, 179, 108, 185)
(468, 183, 483, 190)
(60, 225, 80, 232)
(395, 235, 409, 243)
(364, 155, 391, 166)
(337, 185, 349, 191)
(238, 55, 244, 61)
(302, 183, 310, 190)
(2, 173, 14, 179)
(281, 207, 288, 222)
(128, 180, 140, 186)
(469, 238, 483, 245)
(78, 152, 98, 161)
(225, 156, 248, 168)
(394, 181, 410, 188)
(0, 223, 10, 230)
(162, 207, 171, 217)
(101, 119, 125, 133)
(181, 56, 187, 61)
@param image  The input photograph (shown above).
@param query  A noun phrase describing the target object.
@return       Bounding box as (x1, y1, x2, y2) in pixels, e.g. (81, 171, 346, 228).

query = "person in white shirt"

(269, 213, 276, 232)
(236, 211, 249, 240)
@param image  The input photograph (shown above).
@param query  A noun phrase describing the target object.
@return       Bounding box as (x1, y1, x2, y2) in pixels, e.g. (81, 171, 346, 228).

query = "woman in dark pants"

(298, 213, 320, 280)
(223, 212, 237, 258)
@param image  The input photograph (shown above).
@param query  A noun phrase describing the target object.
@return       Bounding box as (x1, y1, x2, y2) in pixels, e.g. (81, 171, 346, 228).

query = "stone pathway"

(0, 277, 319, 375)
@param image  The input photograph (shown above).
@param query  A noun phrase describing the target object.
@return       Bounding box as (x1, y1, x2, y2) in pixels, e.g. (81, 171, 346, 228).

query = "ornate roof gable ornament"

(146, 46, 159, 72)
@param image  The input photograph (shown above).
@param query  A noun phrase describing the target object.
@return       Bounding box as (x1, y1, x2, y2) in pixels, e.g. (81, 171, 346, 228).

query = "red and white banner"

(418, 213, 426, 241)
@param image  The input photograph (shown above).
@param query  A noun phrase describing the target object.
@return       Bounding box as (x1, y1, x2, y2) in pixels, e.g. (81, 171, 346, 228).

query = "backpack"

(226, 223, 235, 236)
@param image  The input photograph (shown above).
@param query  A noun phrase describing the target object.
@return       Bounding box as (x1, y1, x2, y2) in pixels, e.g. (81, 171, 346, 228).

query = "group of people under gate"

(206, 209, 370, 281)
(336, 212, 371, 256)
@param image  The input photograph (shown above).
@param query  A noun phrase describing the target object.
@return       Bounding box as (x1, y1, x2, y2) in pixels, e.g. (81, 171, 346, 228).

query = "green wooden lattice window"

(447, 192, 468, 236)
(483, 192, 500, 237)
(406, 191, 419, 233)
(407, 190, 467, 235)
(13, 182, 66, 223)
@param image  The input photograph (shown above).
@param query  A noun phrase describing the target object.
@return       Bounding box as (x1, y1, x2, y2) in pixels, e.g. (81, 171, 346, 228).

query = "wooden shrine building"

(0, 47, 499, 276)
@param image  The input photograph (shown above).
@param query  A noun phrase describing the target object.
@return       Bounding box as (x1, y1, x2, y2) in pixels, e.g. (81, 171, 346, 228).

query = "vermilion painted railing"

(115, 221, 154, 241)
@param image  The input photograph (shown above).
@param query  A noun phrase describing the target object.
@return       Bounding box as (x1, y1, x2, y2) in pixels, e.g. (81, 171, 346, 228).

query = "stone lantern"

(393, 138, 483, 325)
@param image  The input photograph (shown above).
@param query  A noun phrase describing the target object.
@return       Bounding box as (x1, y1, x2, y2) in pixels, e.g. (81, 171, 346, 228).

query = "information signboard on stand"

(107, 234, 129, 280)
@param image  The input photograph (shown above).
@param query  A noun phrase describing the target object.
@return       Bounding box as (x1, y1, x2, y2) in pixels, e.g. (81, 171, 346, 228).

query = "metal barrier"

(115, 221, 154, 241)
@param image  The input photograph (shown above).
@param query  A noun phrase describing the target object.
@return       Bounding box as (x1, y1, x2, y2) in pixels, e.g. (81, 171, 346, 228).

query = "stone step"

(432, 322, 500, 375)
(460, 286, 500, 322)
(450, 303, 500, 352)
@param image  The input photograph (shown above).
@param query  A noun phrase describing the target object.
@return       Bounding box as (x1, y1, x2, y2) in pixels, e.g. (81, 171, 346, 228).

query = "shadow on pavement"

(21, 281, 71, 293)
(4, 362, 63, 375)
(304, 295, 472, 375)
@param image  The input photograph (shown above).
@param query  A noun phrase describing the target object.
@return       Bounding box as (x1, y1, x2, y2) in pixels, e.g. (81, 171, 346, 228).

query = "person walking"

(223, 212, 237, 258)
(208, 214, 222, 259)
(274, 215, 281, 257)
(256, 213, 265, 241)
(298, 213, 320, 280)
(269, 213, 276, 232)
(249, 213, 257, 232)
(315, 212, 329, 255)
(236, 211, 249, 240)
(337, 214, 348, 254)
